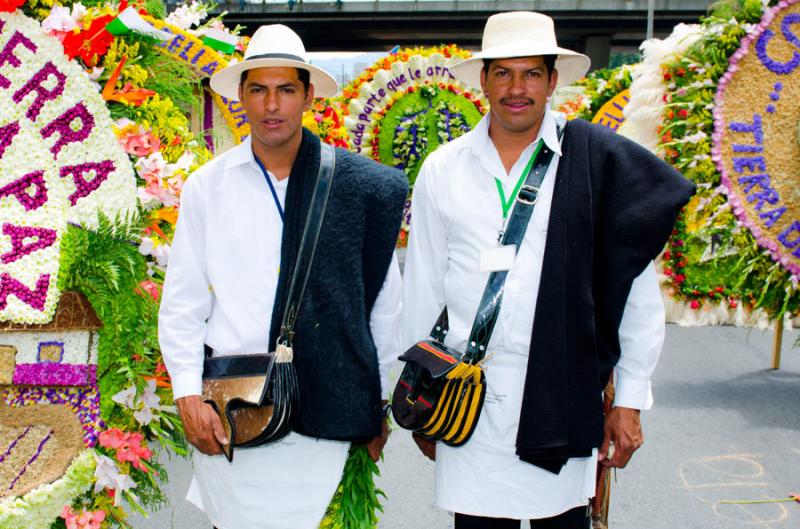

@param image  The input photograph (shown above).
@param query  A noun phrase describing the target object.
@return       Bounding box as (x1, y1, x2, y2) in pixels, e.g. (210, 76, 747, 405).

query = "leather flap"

(399, 340, 462, 378)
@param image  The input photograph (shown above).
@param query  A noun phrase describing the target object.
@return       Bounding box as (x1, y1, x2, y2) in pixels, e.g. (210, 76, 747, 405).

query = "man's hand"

(412, 432, 436, 461)
(176, 395, 228, 455)
(599, 406, 643, 468)
(364, 415, 390, 462)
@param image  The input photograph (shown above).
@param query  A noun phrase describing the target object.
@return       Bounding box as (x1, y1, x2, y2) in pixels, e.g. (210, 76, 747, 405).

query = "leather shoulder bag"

(201, 140, 335, 462)
(392, 125, 563, 447)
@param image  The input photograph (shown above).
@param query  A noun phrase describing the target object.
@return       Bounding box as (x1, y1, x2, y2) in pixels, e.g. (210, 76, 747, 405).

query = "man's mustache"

(499, 97, 534, 105)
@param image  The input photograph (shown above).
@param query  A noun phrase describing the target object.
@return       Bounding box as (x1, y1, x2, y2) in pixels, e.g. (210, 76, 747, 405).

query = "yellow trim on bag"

(446, 363, 482, 384)
(450, 382, 484, 445)
(421, 379, 457, 434)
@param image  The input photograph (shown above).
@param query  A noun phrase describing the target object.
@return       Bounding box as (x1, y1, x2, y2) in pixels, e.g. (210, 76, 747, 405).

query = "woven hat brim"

(451, 49, 591, 90)
(210, 58, 339, 101)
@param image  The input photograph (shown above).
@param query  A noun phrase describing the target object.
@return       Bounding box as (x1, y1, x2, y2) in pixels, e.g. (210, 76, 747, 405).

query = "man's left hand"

(598, 406, 643, 468)
(364, 415, 390, 462)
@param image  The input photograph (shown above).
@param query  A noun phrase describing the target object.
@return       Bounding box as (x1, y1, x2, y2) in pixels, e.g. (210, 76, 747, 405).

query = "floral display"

(0, 9, 138, 325)
(619, 0, 800, 326)
(340, 46, 485, 246)
(554, 64, 634, 123)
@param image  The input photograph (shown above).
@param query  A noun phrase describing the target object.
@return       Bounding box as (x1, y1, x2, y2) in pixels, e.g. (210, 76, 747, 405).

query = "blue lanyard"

(253, 154, 284, 221)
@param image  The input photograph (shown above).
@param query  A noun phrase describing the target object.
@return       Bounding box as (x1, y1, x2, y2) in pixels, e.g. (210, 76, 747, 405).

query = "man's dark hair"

(482, 55, 557, 79)
(239, 67, 311, 92)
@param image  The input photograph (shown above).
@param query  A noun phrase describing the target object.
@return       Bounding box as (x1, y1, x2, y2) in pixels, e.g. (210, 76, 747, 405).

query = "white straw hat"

(210, 24, 338, 101)
(451, 12, 591, 89)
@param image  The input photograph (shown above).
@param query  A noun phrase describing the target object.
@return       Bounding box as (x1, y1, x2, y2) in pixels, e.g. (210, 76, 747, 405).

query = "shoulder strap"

(277, 140, 336, 347)
(429, 123, 565, 363)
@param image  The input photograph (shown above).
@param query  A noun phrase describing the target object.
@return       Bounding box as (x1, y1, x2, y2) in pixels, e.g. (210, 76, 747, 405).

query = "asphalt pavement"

(132, 324, 800, 529)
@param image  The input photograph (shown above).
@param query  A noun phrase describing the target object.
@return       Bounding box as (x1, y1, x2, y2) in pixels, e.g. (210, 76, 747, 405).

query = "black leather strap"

(429, 125, 564, 363)
(277, 140, 336, 346)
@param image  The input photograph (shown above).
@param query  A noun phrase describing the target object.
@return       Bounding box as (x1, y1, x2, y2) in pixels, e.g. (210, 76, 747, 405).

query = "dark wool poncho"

(516, 119, 695, 472)
(268, 129, 408, 442)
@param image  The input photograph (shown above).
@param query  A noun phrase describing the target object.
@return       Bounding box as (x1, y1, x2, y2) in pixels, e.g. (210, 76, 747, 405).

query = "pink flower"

(61, 506, 106, 529)
(99, 428, 153, 471)
(138, 279, 160, 301)
(119, 128, 161, 157)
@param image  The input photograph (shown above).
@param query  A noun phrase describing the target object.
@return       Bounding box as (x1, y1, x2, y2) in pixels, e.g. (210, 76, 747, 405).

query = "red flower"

(62, 15, 115, 66)
(663, 267, 673, 277)
(663, 251, 671, 260)
(663, 72, 672, 81)
(690, 300, 700, 310)
(728, 299, 738, 309)
(678, 108, 689, 118)
(138, 280, 160, 301)
(0, 0, 25, 13)
(676, 68, 686, 77)
(675, 274, 686, 284)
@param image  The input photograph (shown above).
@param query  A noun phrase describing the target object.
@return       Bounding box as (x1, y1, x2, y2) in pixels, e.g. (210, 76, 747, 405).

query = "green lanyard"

(494, 139, 544, 219)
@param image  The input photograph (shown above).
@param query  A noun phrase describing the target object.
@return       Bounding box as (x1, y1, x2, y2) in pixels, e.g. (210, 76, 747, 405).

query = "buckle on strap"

(517, 185, 540, 205)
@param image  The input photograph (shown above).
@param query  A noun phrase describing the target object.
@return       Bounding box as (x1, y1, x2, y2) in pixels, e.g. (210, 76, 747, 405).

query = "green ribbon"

(494, 139, 544, 219)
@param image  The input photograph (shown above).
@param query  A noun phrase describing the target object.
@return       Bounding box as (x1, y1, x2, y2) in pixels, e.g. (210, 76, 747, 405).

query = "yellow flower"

(151, 207, 179, 226)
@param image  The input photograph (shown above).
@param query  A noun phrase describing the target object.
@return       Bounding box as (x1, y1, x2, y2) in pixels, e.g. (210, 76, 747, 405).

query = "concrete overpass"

(194, 0, 710, 68)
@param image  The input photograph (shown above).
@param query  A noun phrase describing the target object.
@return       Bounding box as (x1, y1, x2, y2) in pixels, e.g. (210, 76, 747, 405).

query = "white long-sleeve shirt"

(401, 112, 664, 519)
(158, 137, 401, 529)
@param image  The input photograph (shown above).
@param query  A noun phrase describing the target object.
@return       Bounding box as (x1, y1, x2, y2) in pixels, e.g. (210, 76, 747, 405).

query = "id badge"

(479, 245, 516, 272)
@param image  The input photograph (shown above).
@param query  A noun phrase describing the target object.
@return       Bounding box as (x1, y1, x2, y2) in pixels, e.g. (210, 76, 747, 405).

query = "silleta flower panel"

(0, 12, 135, 324)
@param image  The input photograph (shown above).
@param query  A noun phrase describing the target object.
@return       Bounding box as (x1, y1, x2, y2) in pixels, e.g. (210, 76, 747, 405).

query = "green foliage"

(57, 214, 149, 419)
(145, 0, 167, 19)
(574, 65, 633, 121)
(319, 446, 385, 529)
(708, 0, 768, 21)
(124, 33, 201, 113)
(379, 84, 482, 188)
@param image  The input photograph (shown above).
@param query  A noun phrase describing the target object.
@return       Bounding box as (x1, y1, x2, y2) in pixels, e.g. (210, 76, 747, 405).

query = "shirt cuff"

(170, 370, 203, 401)
(613, 370, 654, 410)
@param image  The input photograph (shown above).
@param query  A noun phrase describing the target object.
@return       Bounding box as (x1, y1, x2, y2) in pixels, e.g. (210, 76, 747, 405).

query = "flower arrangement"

(338, 46, 485, 246)
(554, 65, 634, 121)
(625, 0, 800, 325)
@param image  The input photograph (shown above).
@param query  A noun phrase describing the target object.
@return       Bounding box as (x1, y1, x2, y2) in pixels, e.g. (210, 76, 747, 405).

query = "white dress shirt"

(401, 111, 664, 519)
(158, 137, 401, 529)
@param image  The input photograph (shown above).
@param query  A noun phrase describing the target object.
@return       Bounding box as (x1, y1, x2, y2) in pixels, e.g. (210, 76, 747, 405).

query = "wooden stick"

(772, 317, 783, 370)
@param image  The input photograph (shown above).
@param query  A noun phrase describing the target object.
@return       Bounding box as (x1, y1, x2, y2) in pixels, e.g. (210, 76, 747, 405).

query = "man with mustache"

(401, 11, 694, 528)
(159, 24, 407, 529)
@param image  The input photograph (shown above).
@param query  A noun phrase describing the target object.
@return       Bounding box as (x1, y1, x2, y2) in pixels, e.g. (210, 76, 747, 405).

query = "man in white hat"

(401, 11, 694, 528)
(158, 24, 408, 529)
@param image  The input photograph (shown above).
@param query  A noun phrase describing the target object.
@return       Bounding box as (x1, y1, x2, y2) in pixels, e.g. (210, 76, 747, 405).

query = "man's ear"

(480, 67, 488, 94)
(547, 68, 559, 97)
(305, 83, 315, 109)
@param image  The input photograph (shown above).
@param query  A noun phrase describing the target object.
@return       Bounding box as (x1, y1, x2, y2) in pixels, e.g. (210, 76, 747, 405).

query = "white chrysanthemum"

(620, 23, 706, 150)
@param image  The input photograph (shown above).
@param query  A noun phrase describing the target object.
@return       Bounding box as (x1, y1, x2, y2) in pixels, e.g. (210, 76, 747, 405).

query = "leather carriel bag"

(392, 311, 486, 446)
(392, 125, 563, 448)
(201, 140, 336, 462)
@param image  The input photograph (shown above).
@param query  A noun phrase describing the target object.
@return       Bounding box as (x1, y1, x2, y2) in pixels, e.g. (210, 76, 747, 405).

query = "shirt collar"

(468, 109, 563, 159)
(224, 136, 257, 171)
